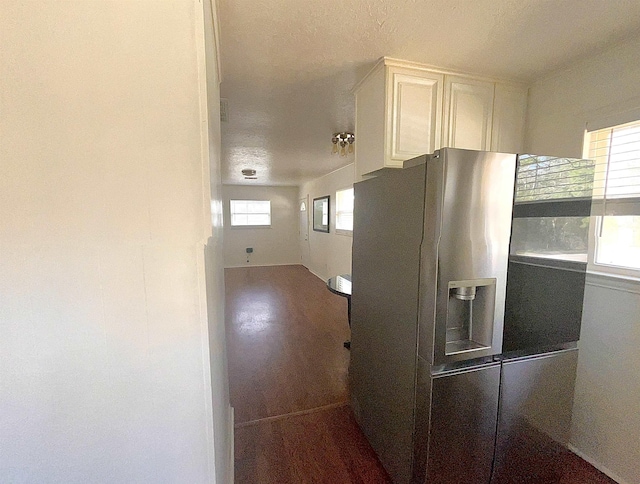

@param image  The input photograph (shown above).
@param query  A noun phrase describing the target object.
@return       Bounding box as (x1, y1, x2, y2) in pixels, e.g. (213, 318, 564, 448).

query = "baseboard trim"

(223, 263, 331, 282)
(308, 269, 327, 282)
(228, 405, 234, 484)
(567, 443, 629, 484)
(224, 263, 303, 269)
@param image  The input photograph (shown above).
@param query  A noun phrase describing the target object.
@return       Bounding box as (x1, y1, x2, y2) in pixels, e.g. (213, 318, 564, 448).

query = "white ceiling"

(218, 0, 640, 186)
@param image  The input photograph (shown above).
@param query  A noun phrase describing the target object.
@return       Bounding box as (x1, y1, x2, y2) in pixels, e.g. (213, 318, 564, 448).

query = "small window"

(229, 200, 271, 227)
(586, 120, 640, 276)
(335, 187, 354, 234)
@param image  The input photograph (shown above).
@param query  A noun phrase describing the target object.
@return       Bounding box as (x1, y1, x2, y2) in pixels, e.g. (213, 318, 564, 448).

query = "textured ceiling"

(218, 0, 640, 186)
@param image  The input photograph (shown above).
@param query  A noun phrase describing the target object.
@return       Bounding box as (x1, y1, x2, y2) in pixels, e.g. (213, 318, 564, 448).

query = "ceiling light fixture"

(241, 168, 257, 179)
(331, 132, 355, 157)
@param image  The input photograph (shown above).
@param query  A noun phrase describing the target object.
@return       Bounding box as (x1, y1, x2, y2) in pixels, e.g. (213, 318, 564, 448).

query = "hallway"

(226, 265, 390, 482)
(225, 265, 616, 484)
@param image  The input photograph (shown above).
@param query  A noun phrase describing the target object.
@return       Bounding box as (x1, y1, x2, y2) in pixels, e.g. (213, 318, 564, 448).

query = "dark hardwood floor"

(225, 265, 351, 424)
(235, 403, 391, 483)
(226, 265, 616, 484)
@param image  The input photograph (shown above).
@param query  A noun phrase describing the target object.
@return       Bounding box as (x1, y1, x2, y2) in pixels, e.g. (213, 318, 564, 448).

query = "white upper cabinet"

(354, 63, 387, 179)
(490, 84, 528, 153)
(354, 59, 443, 179)
(388, 68, 443, 162)
(354, 58, 528, 178)
(442, 76, 494, 151)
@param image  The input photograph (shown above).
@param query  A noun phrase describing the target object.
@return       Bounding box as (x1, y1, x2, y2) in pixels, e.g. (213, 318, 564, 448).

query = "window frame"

(583, 119, 640, 280)
(228, 199, 272, 228)
(586, 216, 640, 280)
(335, 186, 354, 236)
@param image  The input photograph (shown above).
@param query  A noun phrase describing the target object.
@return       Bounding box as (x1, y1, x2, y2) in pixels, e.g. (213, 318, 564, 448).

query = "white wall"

(300, 164, 355, 280)
(0, 1, 228, 482)
(526, 35, 640, 158)
(574, 278, 640, 484)
(201, 1, 234, 482)
(526, 35, 640, 484)
(222, 185, 301, 267)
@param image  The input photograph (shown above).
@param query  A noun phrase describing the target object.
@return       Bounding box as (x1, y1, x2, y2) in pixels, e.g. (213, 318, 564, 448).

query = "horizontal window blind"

(587, 119, 640, 216)
(587, 120, 640, 271)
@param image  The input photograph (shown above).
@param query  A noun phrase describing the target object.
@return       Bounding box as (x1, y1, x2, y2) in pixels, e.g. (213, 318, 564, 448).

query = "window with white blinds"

(229, 200, 271, 226)
(586, 119, 640, 272)
(335, 187, 354, 233)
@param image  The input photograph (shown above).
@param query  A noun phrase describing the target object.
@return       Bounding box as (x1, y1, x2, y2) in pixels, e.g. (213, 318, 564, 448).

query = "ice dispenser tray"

(445, 279, 496, 356)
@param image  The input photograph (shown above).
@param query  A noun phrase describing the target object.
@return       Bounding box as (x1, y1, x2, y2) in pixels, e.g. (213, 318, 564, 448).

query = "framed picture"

(313, 196, 330, 233)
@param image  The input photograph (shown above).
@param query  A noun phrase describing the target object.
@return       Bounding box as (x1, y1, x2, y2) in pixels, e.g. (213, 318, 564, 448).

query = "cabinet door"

(443, 76, 494, 151)
(491, 84, 528, 153)
(387, 68, 443, 164)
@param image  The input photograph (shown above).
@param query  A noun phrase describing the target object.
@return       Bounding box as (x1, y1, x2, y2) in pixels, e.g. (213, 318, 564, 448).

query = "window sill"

(229, 225, 272, 229)
(335, 229, 353, 237)
(585, 270, 640, 294)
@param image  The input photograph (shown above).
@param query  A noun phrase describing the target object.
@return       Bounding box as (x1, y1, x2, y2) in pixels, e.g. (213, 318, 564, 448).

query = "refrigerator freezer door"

(491, 349, 579, 483)
(424, 363, 501, 484)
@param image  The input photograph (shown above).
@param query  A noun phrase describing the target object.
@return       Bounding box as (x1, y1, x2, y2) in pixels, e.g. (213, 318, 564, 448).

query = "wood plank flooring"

(226, 265, 617, 484)
(235, 403, 391, 484)
(227, 265, 389, 483)
(225, 265, 351, 424)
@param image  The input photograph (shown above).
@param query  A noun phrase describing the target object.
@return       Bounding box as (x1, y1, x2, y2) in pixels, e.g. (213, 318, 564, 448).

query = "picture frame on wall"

(313, 196, 330, 233)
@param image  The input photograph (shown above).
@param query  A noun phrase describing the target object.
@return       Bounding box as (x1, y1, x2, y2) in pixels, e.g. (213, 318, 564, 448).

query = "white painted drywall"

(526, 35, 640, 484)
(300, 164, 355, 281)
(572, 278, 640, 484)
(222, 185, 301, 267)
(0, 1, 227, 482)
(200, 0, 234, 482)
(526, 35, 640, 158)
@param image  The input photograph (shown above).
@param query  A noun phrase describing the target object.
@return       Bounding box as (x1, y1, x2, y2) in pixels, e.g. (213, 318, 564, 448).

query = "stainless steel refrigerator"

(349, 148, 594, 484)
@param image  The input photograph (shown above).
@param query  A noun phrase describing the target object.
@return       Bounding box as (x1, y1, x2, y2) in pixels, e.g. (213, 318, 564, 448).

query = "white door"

(299, 196, 310, 267)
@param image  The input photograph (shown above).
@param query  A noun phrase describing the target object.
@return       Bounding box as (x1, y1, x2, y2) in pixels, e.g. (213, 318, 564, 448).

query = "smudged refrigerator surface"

(349, 148, 594, 484)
